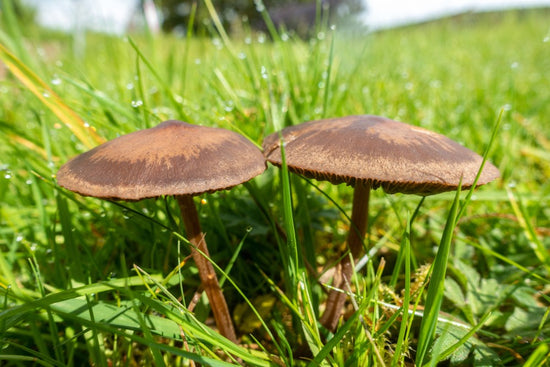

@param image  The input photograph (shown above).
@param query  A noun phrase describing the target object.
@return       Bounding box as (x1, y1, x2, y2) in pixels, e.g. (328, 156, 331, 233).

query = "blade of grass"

(506, 187, 550, 272)
(84, 294, 108, 367)
(0, 43, 104, 148)
(321, 27, 335, 118)
(391, 217, 412, 367)
(126, 37, 189, 121)
(134, 53, 150, 128)
(27, 256, 64, 364)
(523, 343, 549, 367)
(415, 183, 461, 366)
(389, 197, 425, 288)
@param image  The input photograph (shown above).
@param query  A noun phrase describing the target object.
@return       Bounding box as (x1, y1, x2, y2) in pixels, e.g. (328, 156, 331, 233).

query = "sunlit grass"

(1, 4, 549, 366)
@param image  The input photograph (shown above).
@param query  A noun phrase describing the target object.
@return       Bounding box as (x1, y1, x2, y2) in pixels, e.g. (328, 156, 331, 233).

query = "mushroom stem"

(176, 194, 237, 343)
(320, 182, 370, 332)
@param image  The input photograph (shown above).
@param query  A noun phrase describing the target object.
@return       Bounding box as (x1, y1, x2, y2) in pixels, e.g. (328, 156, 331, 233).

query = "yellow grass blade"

(0, 43, 104, 148)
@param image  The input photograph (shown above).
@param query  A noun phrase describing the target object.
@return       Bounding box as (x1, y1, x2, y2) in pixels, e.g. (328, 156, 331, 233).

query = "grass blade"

(0, 43, 103, 148)
(415, 184, 461, 365)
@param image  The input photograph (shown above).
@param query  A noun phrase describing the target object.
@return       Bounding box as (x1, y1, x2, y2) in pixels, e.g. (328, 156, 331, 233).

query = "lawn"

(1, 3, 549, 366)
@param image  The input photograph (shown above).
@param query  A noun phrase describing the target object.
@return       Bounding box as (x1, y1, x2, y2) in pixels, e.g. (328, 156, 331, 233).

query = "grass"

(1, 2, 550, 365)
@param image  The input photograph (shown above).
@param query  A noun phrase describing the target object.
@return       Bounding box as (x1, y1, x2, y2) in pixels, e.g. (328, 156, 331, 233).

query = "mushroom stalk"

(177, 194, 237, 343)
(320, 182, 370, 331)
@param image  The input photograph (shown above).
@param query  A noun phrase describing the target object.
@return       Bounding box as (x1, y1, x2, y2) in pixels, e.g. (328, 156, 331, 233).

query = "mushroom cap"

(262, 115, 500, 195)
(57, 120, 267, 200)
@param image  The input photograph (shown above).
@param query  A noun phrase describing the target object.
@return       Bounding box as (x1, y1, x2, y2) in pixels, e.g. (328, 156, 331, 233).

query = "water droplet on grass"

(51, 77, 61, 85)
(212, 38, 222, 49)
(131, 100, 143, 108)
(260, 66, 268, 79)
(126, 82, 134, 90)
(42, 92, 50, 98)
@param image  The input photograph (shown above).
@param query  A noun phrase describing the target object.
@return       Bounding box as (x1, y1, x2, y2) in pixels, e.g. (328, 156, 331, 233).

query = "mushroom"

(262, 115, 500, 331)
(57, 120, 267, 342)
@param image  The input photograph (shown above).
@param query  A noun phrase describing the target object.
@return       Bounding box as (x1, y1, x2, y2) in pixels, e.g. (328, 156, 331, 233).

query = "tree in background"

(157, 0, 365, 37)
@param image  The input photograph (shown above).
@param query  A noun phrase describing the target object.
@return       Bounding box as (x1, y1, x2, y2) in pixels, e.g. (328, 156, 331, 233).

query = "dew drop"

(260, 66, 268, 79)
(126, 82, 134, 90)
(212, 38, 222, 49)
(131, 100, 143, 108)
(25, 179, 32, 185)
(4, 174, 12, 179)
(42, 92, 50, 98)
(51, 77, 62, 85)
(255, 2, 265, 12)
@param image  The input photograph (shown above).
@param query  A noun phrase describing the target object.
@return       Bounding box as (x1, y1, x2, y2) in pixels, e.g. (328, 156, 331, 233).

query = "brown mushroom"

(262, 115, 500, 331)
(57, 120, 267, 342)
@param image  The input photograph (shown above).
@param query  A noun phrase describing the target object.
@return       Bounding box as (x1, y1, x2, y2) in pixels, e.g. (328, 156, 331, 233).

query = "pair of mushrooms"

(57, 115, 499, 341)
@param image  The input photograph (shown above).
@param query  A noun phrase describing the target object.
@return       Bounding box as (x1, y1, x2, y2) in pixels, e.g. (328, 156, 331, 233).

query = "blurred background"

(15, 0, 550, 37)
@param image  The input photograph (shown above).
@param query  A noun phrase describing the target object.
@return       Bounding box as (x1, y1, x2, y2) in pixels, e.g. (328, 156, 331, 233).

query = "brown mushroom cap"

(57, 120, 266, 200)
(262, 115, 500, 195)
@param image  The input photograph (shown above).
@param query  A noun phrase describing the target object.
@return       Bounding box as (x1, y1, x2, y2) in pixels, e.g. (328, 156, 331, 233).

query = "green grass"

(1, 3, 550, 365)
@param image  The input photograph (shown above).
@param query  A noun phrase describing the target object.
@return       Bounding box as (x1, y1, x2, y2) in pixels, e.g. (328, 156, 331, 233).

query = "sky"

(22, 0, 550, 34)
(364, 0, 550, 29)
